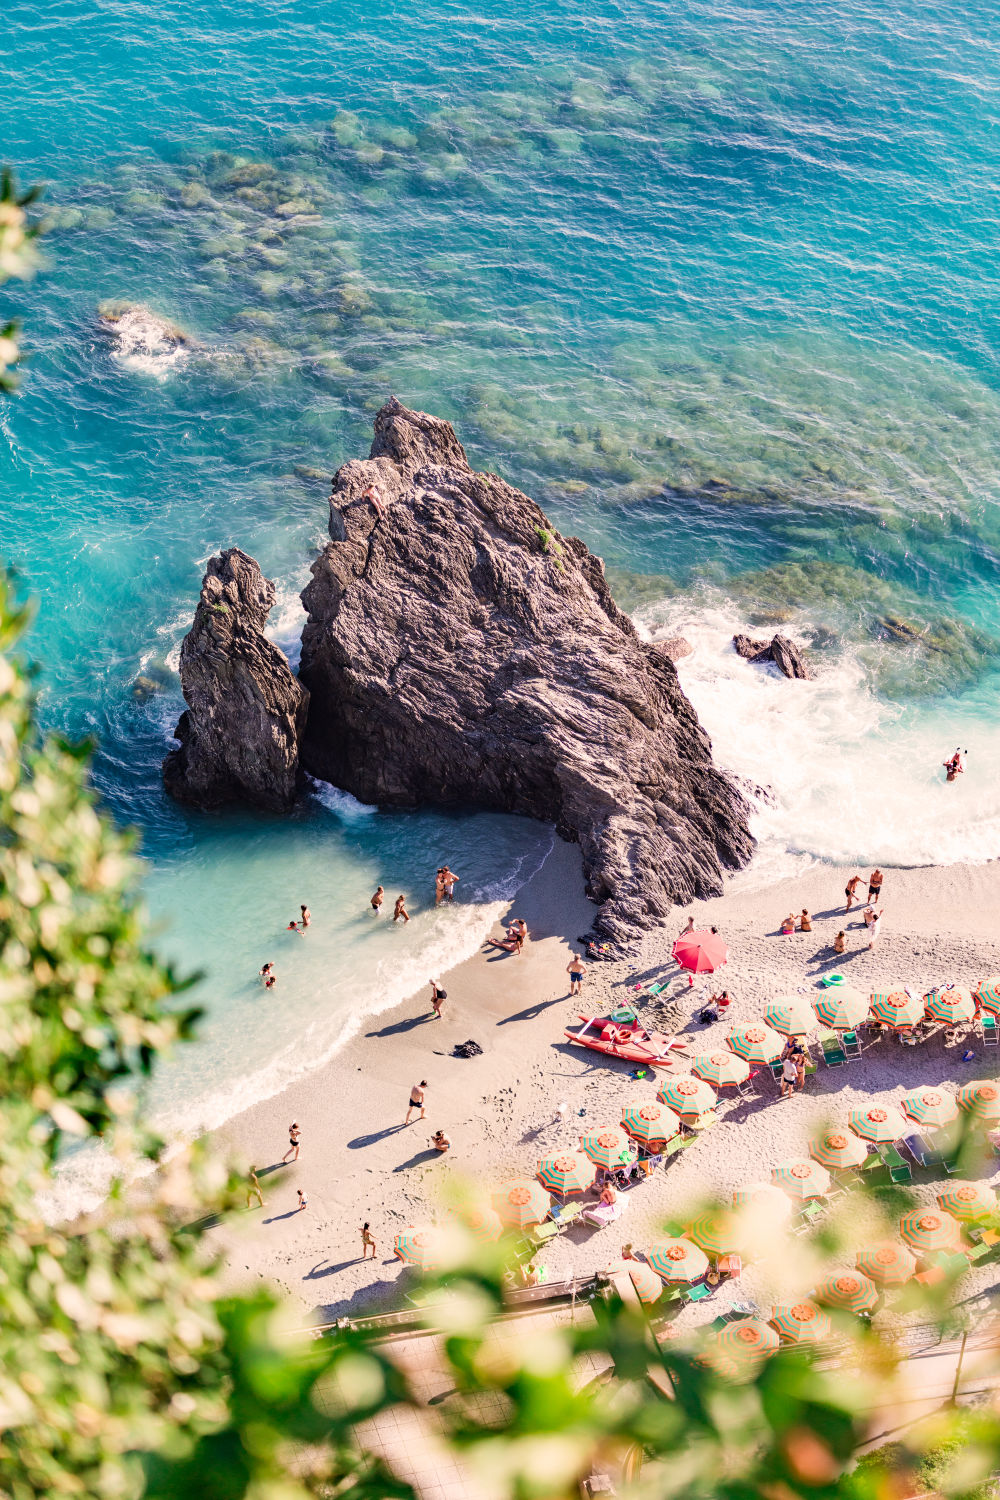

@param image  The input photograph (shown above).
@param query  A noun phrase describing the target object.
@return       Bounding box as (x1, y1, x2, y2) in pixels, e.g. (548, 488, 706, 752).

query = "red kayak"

(565, 1012, 688, 1068)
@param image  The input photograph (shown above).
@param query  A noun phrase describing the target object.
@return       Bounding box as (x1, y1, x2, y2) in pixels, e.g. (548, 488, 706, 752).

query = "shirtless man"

(868, 868, 883, 904)
(371, 885, 384, 914)
(405, 1081, 427, 1124)
(844, 875, 862, 912)
(442, 866, 459, 902)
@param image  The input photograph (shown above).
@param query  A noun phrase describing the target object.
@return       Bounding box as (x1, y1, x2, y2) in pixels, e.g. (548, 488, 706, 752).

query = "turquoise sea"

(3, 0, 1000, 1184)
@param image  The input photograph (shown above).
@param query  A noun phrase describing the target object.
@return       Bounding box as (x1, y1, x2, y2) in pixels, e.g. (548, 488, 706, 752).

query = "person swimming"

(944, 747, 965, 782)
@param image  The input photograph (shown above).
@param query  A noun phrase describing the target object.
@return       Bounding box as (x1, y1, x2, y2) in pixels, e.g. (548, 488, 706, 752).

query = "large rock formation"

(164, 549, 309, 811)
(299, 398, 753, 946)
(733, 632, 811, 679)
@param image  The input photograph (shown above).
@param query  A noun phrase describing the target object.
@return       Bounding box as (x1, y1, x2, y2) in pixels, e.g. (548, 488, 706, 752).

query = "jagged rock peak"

(300, 400, 754, 949)
(163, 548, 309, 812)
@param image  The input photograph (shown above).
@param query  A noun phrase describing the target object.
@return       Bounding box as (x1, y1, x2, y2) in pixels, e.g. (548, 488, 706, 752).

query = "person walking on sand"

(371, 885, 384, 914)
(282, 1122, 301, 1163)
(394, 894, 409, 923)
(442, 866, 459, 902)
(868, 868, 883, 904)
(300, 904, 311, 929)
(567, 953, 585, 995)
(429, 979, 447, 1019)
(247, 1167, 264, 1209)
(435, 869, 445, 906)
(780, 1051, 799, 1098)
(296, 1188, 308, 1212)
(405, 1082, 427, 1124)
(844, 875, 862, 912)
(868, 908, 883, 950)
(360, 1222, 377, 1259)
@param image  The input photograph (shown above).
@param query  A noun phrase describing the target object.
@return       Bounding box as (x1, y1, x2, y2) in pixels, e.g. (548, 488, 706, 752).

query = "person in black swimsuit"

(405, 1081, 427, 1124)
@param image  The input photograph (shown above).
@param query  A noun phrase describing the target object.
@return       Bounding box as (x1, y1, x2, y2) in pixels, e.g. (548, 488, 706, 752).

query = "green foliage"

(0, 167, 44, 391)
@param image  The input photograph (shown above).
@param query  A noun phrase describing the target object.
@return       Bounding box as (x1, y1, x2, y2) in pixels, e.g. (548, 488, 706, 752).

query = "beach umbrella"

(647, 1238, 710, 1284)
(656, 1074, 717, 1116)
(856, 1242, 917, 1286)
(716, 1318, 780, 1362)
(899, 1209, 962, 1256)
(770, 1301, 833, 1346)
(696, 1345, 745, 1381)
(813, 1270, 879, 1315)
(691, 1050, 751, 1089)
(579, 1127, 634, 1170)
(461, 1205, 504, 1243)
(925, 987, 975, 1025)
(771, 1158, 831, 1200)
(765, 995, 815, 1036)
(958, 1080, 1000, 1122)
(621, 1097, 681, 1146)
(809, 1128, 869, 1171)
(672, 930, 728, 976)
(975, 977, 1000, 1016)
(901, 1087, 960, 1130)
(726, 1023, 785, 1064)
(537, 1151, 596, 1196)
(732, 1182, 793, 1219)
(848, 1104, 908, 1144)
(812, 986, 870, 1030)
(936, 1180, 997, 1223)
(869, 989, 924, 1028)
(605, 1259, 663, 1306)
(493, 1178, 552, 1229)
(394, 1226, 447, 1271)
(685, 1208, 743, 1257)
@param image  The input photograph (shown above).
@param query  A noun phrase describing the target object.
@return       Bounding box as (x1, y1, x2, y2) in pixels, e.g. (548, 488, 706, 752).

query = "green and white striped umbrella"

(579, 1127, 634, 1170)
(726, 1024, 785, 1064)
(394, 1226, 447, 1270)
(621, 1097, 681, 1145)
(925, 987, 975, 1024)
(848, 1104, 908, 1143)
(461, 1205, 504, 1243)
(869, 989, 923, 1027)
(809, 1128, 869, 1170)
(606, 1259, 664, 1306)
(656, 1074, 717, 1116)
(716, 1318, 780, 1361)
(685, 1208, 743, 1256)
(764, 995, 816, 1036)
(770, 1301, 833, 1345)
(937, 1180, 997, 1223)
(899, 1209, 962, 1255)
(812, 986, 870, 1030)
(900, 1088, 959, 1129)
(493, 1178, 552, 1228)
(975, 977, 1000, 1016)
(958, 1080, 1000, 1121)
(855, 1242, 917, 1286)
(647, 1238, 710, 1284)
(732, 1182, 793, 1219)
(813, 1271, 879, 1315)
(537, 1151, 596, 1196)
(691, 1051, 751, 1088)
(771, 1158, 831, 1200)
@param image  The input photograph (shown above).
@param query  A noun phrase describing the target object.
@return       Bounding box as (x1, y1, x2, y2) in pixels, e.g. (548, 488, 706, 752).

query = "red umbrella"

(673, 930, 728, 978)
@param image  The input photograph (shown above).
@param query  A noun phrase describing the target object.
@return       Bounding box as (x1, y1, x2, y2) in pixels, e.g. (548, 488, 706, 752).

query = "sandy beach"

(210, 846, 1000, 1329)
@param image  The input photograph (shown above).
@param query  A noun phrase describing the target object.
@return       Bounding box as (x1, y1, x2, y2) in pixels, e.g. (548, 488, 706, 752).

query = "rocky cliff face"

(163, 548, 309, 811)
(299, 398, 753, 947)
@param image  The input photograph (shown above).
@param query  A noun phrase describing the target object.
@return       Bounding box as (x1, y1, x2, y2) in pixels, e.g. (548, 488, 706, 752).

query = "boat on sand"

(565, 1009, 688, 1068)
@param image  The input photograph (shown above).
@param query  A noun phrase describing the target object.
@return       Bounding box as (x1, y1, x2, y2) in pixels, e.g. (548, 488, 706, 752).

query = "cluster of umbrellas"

(745, 980, 1000, 1041)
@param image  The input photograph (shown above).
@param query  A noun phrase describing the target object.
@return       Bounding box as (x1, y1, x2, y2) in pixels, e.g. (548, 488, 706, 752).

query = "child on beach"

(371, 885, 384, 914)
(360, 1223, 376, 1259)
(296, 1189, 308, 1212)
(394, 895, 409, 923)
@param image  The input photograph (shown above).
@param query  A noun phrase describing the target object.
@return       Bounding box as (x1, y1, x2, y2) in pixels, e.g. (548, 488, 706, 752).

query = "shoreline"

(208, 848, 1000, 1327)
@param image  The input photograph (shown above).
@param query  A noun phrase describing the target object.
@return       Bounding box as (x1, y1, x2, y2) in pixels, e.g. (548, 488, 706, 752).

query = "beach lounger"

(981, 1015, 998, 1046)
(877, 1142, 911, 1183)
(967, 1240, 992, 1265)
(712, 1302, 758, 1329)
(820, 1034, 846, 1067)
(902, 1133, 943, 1169)
(680, 1281, 713, 1304)
(548, 1200, 584, 1229)
(841, 1030, 861, 1059)
(581, 1198, 626, 1230)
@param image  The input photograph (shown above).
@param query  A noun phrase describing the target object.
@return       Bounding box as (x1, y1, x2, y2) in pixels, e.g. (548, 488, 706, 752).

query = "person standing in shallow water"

(300, 904, 311, 929)
(394, 894, 409, 923)
(442, 866, 459, 902)
(434, 869, 445, 906)
(371, 885, 384, 914)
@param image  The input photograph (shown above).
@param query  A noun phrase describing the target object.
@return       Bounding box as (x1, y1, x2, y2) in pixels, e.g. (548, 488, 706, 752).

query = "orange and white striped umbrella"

(461, 1204, 504, 1242)
(924, 987, 975, 1024)
(900, 1087, 959, 1129)
(855, 1242, 917, 1286)
(691, 1051, 751, 1089)
(936, 1180, 997, 1223)
(975, 977, 1000, 1016)
(647, 1238, 710, 1284)
(685, 1208, 743, 1257)
(579, 1127, 634, 1170)
(764, 995, 816, 1036)
(605, 1259, 663, 1306)
(621, 1097, 681, 1145)
(809, 1128, 869, 1170)
(869, 989, 923, 1028)
(958, 1081, 1000, 1121)
(716, 1318, 780, 1362)
(537, 1151, 596, 1196)
(899, 1209, 962, 1255)
(726, 1024, 785, 1064)
(771, 1157, 831, 1200)
(394, 1226, 447, 1270)
(493, 1178, 552, 1228)
(656, 1074, 717, 1116)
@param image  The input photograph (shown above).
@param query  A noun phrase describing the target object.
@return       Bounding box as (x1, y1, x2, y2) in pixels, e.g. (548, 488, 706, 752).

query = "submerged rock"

(733, 633, 810, 680)
(96, 301, 198, 370)
(299, 398, 753, 948)
(163, 549, 309, 812)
